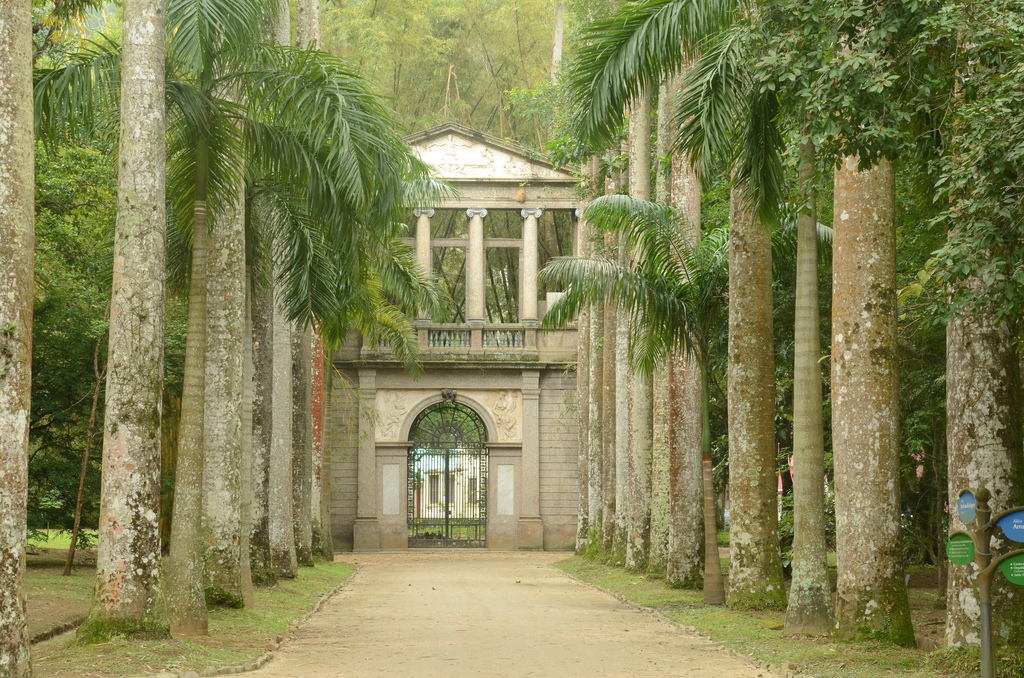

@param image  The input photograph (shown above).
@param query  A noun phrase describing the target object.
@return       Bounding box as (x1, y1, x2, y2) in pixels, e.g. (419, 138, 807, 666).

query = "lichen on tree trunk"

(79, 0, 169, 643)
(269, 279, 297, 578)
(587, 297, 604, 551)
(292, 324, 315, 567)
(946, 289, 1024, 647)
(831, 156, 914, 645)
(0, 0, 35, 668)
(626, 92, 653, 572)
(202, 172, 247, 606)
(249, 278, 275, 585)
(726, 184, 786, 611)
(575, 211, 592, 554)
(666, 110, 704, 589)
(601, 234, 618, 555)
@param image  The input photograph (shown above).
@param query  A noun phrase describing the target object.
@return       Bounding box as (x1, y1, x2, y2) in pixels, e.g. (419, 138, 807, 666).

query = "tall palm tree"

(542, 195, 730, 605)
(784, 139, 832, 635)
(567, 1, 789, 609)
(69, 0, 169, 642)
(0, 0, 36, 666)
(36, 0, 442, 633)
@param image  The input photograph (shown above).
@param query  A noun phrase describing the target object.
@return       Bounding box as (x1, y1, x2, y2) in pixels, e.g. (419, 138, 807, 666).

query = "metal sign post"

(947, 487, 1024, 678)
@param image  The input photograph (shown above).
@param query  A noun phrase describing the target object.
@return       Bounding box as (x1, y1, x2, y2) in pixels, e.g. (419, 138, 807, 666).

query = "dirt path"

(251, 552, 777, 678)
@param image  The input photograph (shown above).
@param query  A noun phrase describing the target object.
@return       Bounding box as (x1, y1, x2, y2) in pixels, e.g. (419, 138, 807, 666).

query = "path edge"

(133, 563, 361, 678)
(551, 560, 809, 678)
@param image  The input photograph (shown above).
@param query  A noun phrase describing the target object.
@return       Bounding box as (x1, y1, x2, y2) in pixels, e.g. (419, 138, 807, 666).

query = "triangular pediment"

(407, 123, 575, 182)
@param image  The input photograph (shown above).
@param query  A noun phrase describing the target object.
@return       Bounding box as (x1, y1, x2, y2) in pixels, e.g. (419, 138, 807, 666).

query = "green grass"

(28, 530, 97, 551)
(554, 556, 1020, 678)
(31, 561, 355, 678)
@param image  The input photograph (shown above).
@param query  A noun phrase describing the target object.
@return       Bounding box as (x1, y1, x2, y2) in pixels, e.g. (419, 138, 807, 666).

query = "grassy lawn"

(554, 556, 1024, 678)
(31, 561, 355, 678)
(29, 530, 98, 552)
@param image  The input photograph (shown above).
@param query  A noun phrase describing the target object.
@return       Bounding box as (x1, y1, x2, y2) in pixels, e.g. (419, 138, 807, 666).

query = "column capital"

(521, 208, 543, 219)
(413, 208, 435, 218)
(466, 208, 488, 219)
(574, 208, 581, 219)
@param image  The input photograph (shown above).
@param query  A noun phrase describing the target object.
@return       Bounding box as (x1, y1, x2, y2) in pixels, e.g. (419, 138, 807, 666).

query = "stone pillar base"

(353, 517, 380, 552)
(517, 516, 544, 550)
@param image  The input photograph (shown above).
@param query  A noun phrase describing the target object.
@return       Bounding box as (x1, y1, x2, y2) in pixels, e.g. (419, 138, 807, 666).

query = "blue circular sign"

(997, 510, 1024, 544)
(958, 491, 978, 524)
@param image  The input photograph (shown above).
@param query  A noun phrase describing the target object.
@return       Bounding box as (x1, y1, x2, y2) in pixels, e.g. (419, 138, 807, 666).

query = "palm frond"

(34, 35, 121, 144)
(734, 85, 786, 229)
(541, 194, 730, 376)
(672, 27, 745, 183)
(565, 0, 738, 148)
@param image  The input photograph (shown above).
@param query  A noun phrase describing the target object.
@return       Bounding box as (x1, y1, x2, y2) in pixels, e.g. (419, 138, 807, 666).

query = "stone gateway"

(326, 124, 581, 551)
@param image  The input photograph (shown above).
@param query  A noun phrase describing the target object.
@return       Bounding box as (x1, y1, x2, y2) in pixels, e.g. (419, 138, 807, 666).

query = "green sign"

(999, 554, 1024, 585)
(947, 534, 976, 566)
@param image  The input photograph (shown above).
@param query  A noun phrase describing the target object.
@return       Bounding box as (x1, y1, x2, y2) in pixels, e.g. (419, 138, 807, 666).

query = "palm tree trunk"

(648, 81, 675, 577)
(587, 297, 604, 549)
(250, 276, 275, 585)
(202, 163, 247, 604)
(79, 0, 169, 642)
(727, 183, 786, 610)
(613, 234, 630, 565)
(0, 0, 35, 665)
(270, 283, 297, 577)
(602, 255, 617, 554)
(318, 350, 335, 560)
(831, 155, 913, 645)
(626, 90, 653, 572)
(667, 109, 704, 589)
(946, 293, 1024, 646)
(664, 70, 705, 587)
(650, 368, 670, 576)
(311, 330, 333, 559)
(701, 363, 726, 605)
(550, 1, 565, 80)
(292, 323, 315, 567)
(576, 215, 592, 554)
(785, 140, 833, 635)
(167, 150, 211, 635)
(239, 270, 255, 606)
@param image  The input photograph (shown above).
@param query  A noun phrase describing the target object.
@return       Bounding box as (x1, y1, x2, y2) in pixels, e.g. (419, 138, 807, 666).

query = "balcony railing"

(428, 328, 470, 348)
(483, 328, 525, 348)
(354, 322, 577, 362)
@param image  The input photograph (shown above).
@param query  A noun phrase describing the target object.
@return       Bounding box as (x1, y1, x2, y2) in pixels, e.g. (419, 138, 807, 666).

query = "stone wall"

(539, 368, 578, 550)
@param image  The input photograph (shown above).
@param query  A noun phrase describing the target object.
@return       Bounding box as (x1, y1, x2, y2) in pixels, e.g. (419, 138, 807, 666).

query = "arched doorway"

(407, 401, 488, 547)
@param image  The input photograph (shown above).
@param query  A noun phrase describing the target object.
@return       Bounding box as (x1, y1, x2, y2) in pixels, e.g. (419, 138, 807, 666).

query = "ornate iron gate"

(407, 401, 488, 548)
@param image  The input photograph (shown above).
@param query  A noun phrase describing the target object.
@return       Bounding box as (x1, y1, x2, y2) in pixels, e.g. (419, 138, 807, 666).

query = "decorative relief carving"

(373, 388, 523, 443)
(492, 390, 520, 442)
(376, 391, 408, 440)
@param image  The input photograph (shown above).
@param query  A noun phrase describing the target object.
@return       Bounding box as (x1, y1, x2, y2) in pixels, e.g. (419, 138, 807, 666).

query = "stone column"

(466, 209, 487, 323)
(353, 368, 379, 551)
(518, 370, 544, 549)
(414, 208, 433, 273)
(520, 208, 542, 322)
(413, 208, 433, 322)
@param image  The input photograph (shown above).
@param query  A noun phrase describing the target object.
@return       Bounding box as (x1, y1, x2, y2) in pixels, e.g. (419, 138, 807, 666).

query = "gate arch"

(407, 402, 488, 548)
